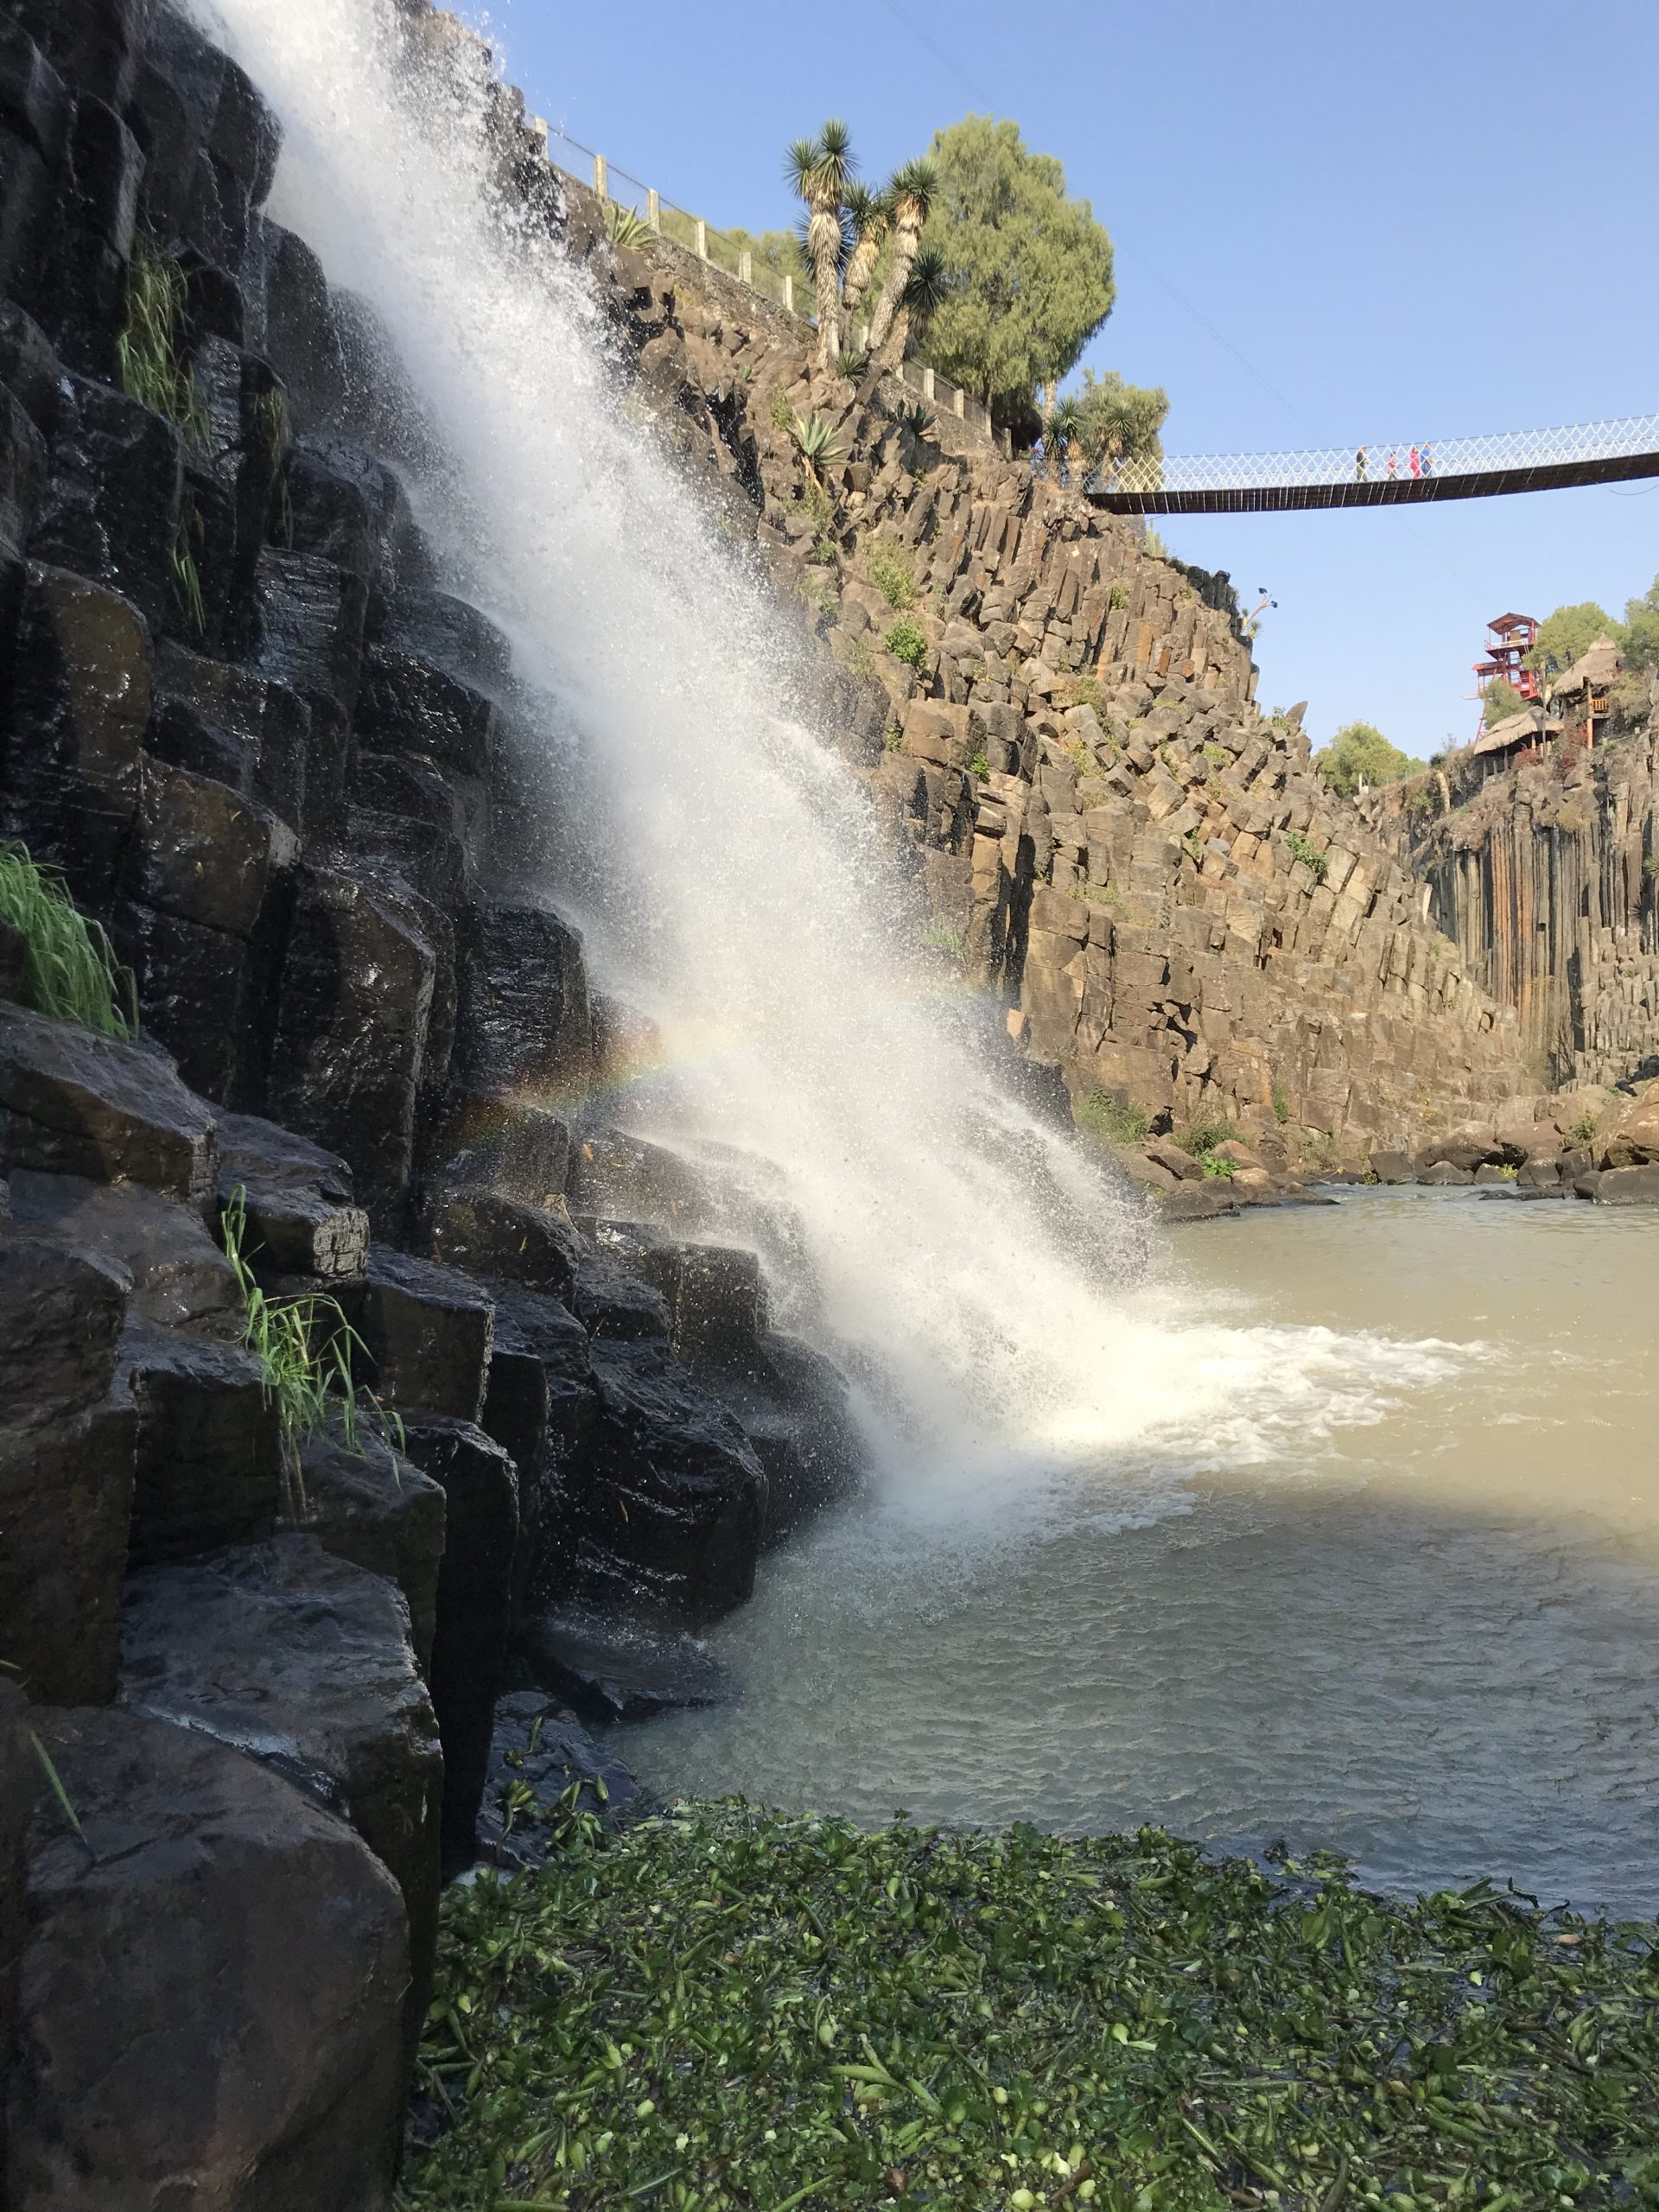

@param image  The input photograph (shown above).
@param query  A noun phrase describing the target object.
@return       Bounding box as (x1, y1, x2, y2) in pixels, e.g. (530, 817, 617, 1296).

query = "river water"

(620, 1190, 1659, 1917)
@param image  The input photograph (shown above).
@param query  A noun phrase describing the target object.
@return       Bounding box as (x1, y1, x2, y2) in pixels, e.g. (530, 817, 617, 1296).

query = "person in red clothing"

(1408, 445, 1421, 479)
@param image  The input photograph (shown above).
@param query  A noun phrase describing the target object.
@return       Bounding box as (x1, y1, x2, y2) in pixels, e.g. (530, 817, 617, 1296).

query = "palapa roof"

(1548, 634, 1622, 698)
(1471, 706, 1549, 758)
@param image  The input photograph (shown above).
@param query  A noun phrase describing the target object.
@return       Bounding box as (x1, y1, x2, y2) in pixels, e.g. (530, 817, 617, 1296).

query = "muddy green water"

(618, 1189, 1659, 1916)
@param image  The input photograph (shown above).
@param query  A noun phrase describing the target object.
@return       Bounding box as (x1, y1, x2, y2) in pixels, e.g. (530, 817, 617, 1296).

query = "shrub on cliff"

(1313, 721, 1424, 799)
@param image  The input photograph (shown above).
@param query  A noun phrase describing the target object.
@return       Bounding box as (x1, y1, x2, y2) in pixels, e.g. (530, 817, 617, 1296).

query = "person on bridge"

(1409, 446, 1421, 479)
(1421, 442, 1433, 477)
(1355, 446, 1368, 481)
(1386, 450, 1399, 479)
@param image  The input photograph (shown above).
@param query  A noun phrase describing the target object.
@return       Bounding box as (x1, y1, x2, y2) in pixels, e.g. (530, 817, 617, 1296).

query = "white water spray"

(202, 0, 1468, 1510)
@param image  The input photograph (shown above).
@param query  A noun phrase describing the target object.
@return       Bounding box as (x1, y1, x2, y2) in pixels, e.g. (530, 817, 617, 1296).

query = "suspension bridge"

(1087, 414, 1659, 513)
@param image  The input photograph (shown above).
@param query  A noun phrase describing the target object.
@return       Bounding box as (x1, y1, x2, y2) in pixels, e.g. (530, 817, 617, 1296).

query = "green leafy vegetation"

(725, 226, 808, 289)
(886, 617, 929, 668)
(604, 202, 653, 250)
(770, 391, 798, 431)
(1071, 367, 1168, 485)
(868, 544, 917, 612)
(895, 400, 935, 442)
(788, 413, 845, 477)
(1481, 678, 1533, 730)
(1272, 1080, 1292, 1127)
(1313, 721, 1426, 800)
(1622, 575, 1659, 675)
(116, 232, 207, 442)
(1109, 582, 1128, 611)
(968, 751, 989, 781)
(170, 499, 207, 633)
(1571, 1110, 1599, 1145)
(0, 841, 137, 1037)
(1076, 1090, 1148, 1147)
(918, 919, 966, 959)
(882, 721, 906, 753)
(1525, 602, 1618, 684)
(1284, 830, 1328, 881)
(404, 1803, 1659, 2212)
(789, 123, 855, 367)
(219, 1188, 399, 1512)
(913, 116, 1115, 423)
(29, 1732, 87, 1847)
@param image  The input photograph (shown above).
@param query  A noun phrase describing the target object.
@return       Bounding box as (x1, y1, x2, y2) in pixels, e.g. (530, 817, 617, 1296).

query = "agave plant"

(787, 121, 855, 368)
(789, 411, 846, 477)
(605, 201, 652, 249)
(865, 157, 937, 357)
(896, 400, 936, 441)
(837, 348, 869, 382)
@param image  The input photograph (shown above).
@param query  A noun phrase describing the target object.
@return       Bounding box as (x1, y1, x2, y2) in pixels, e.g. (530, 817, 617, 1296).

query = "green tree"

(912, 117, 1116, 419)
(725, 226, 807, 287)
(1480, 679, 1532, 729)
(1525, 601, 1618, 683)
(1071, 368, 1168, 481)
(1621, 574, 1659, 671)
(1313, 721, 1426, 798)
(788, 122, 855, 368)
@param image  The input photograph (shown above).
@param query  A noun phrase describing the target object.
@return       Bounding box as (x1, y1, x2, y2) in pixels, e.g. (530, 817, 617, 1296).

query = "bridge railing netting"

(1106, 416, 1659, 495)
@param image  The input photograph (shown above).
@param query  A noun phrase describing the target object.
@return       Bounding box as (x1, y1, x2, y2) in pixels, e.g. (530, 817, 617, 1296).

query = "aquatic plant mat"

(404, 1806, 1659, 2211)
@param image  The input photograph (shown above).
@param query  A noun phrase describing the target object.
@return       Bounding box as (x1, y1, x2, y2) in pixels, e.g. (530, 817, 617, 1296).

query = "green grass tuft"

(1076, 1090, 1148, 1147)
(868, 545, 917, 613)
(0, 841, 137, 1036)
(918, 919, 966, 960)
(116, 232, 207, 443)
(1285, 828, 1328, 883)
(402, 1802, 1659, 2212)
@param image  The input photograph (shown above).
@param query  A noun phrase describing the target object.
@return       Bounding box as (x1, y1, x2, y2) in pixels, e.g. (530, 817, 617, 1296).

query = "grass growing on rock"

(0, 840, 137, 1036)
(402, 1804, 1659, 2212)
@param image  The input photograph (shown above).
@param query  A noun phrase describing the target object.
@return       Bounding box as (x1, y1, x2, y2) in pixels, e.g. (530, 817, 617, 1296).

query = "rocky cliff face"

(0, 2, 862, 2199)
(1361, 726, 1659, 1088)
(590, 204, 1534, 1164)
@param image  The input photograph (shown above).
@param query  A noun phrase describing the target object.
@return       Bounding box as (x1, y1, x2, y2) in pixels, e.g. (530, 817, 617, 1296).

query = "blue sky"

(461, 0, 1657, 757)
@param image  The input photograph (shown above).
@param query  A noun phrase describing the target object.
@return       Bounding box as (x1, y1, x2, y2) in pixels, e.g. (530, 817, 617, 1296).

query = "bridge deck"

(1090, 448, 1659, 515)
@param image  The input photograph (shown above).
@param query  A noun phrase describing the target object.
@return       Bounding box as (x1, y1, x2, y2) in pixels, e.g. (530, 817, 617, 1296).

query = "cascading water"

(197, 0, 1468, 1537)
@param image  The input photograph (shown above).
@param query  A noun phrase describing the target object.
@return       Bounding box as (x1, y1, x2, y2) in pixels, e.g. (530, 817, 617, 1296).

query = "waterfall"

(198, 0, 1462, 1530)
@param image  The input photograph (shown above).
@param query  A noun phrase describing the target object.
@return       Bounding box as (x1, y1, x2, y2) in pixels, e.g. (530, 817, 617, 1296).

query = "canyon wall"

(1361, 727, 1659, 1089)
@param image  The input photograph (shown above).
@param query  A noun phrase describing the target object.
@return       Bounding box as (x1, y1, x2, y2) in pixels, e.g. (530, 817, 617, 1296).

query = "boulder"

(6, 1706, 408, 2212)
(6, 1166, 241, 1333)
(0, 1210, 128, 1428)
(1159, 1181, 1237, 1220)
(1417, 1159, 1473, 1186)
(567, 1127, 709, 1227)
(1368, 1149, 1413, 1184)
(1587, 1163, 1659, 1205)
(116, 1316, 283, 1565)
(421, 1181, 582, 1299)
(397, 1414, 518, 1869)
(1146, 1135, 1202, 1181)
(709, 1331, 864, 1546)
(0, 1006, 215, 1202)
(433, 1094, 570, 1206)
(118, 1535, 442, 2055)
(295, 1432, 446, 1673)
(1471, 1163, 1515, 1186)
(1517, 1158, 1560, 1191)
(1594, 1080, 1659, 1170)
(215, 1111, 370, 1280)
(359, 1245, 493, 1421)
(476, 1691, 644, 1871)
(569, 1338, 766, 1627)
(518, 1605, 738, 1726)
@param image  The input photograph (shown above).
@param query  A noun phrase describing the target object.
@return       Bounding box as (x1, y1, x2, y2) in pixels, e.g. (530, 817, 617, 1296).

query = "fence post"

(954, 385, 964, 419)
(593, 153, 607, 201)
(646, 187, 660, 232)
(738, 250, 752, 284)
(694, 218, 708, 260)
(922, 366, 936, 401)
(782, 273, 794, 312)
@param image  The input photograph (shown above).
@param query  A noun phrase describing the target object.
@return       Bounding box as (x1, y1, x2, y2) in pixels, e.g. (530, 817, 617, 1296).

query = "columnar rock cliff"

(592, 198, 1535, 1163)
(1362, 725, 1659, 1088)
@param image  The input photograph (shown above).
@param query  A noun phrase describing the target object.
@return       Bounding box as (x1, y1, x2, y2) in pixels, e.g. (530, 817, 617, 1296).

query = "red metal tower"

(1473, 613, 1541, 717)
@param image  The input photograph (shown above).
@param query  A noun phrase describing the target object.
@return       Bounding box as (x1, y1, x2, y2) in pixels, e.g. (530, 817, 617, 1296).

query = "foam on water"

(199, 0, 1479, 1503)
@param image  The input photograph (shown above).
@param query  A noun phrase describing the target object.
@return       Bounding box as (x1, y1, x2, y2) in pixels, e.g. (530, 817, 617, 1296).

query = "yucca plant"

(1044, 393, 1083, 484)
(840, 181, 893, 323)
(0, 841, 137, 1036)
(787, 121, 855, 368)
(115, 232, 207, 444)
(879, 242, 950, 369)
(865, 156, 938, 357)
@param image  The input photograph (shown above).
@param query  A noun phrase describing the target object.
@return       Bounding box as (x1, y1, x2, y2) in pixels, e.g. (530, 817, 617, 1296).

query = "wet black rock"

(0, 1004, 216, 1203)
(571, 1338, 766, 1627)
(6, 1165, 241, 1332)
(128, 4, 278, 267)
(0, 1679, 29, 2188)
(360, 1243, 493, 1421)
(567, 1126, 710, 1229)
(476, 1689, 645, 1870)
(0, 562, 151, 881)
(712, 1331, 863, 1547)
(153, 639, 313, 836)
(7, 1705, 409, 2212)
(453, 893, 591, 1097)
(28, 376, 179, 630)
(118, 1534, 443, 2054)
(422, 1181, 583, 1299)
(253, 547, 369, 720)
(10, 0, 143, 112)
(397, 1414, 519, 1869)
(518, 1605, 737, 1726)
(215, 1109, 371, 1280)
(296, 1431, 446, 1673)
(116, 1315, 283, 1566)
(0, 1205, 130, 1427)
